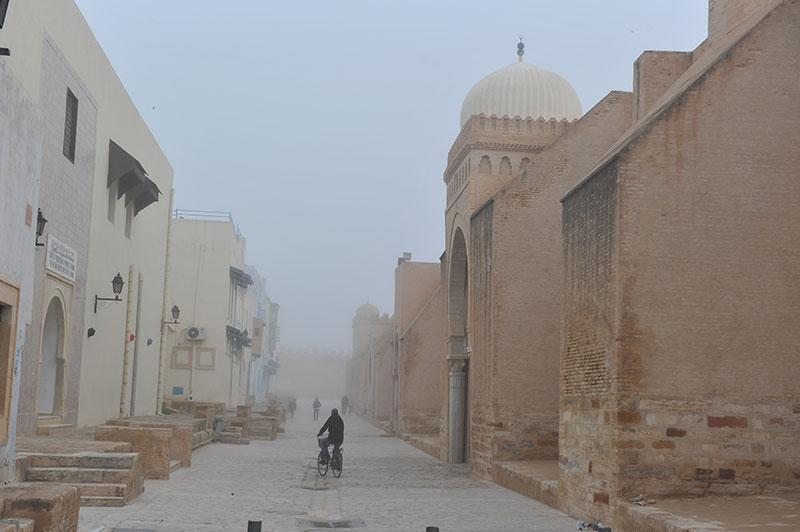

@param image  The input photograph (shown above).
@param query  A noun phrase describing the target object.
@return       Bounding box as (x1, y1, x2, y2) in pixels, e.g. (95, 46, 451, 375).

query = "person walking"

(312, 397, 321, 421)
(288, 397, 297, 418)
(340, 395, 350, 415)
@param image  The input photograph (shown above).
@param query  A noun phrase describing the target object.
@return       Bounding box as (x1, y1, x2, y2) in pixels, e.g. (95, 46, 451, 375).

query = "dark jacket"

(318, 413, 344, 445)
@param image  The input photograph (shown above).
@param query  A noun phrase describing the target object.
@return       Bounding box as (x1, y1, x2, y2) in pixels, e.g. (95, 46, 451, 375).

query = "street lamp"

(162, 304, 181, 325)
(35, 209, 47, 247)
(94, 272, 125, 313)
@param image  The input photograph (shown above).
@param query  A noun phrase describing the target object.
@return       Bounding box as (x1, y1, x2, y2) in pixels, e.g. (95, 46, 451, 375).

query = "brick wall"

(613, 1, 800, 502)
(560, 1, 800, 523)
(561, 161, 619, 523)
(633, 51, 692, 121)
(468, 202, 493, 477)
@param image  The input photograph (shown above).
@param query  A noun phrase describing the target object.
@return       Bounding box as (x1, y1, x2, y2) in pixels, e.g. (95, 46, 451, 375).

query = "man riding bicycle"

(317, 408, 344, 465)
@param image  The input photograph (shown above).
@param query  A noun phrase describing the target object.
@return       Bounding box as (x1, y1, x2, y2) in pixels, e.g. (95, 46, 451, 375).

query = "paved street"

(80, 401, 576, 532)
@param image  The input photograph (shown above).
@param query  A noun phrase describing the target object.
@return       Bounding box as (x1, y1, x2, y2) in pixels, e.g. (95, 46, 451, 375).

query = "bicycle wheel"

(317, 450, 329, 477)
(332, 451, 342, 478)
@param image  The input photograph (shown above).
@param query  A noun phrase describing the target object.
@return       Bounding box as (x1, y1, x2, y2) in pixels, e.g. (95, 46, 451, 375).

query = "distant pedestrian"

(313, 397, 321, 421)
(288, 397, 297, 418)
(341, 395, 350, 415)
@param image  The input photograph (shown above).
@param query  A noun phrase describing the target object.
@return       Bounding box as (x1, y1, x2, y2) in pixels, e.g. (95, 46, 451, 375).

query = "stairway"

(35, 415, 75, 436)
(19, 452, 144, 507)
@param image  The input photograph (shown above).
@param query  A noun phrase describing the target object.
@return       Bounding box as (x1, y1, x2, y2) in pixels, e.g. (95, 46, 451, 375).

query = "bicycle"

(317, 437, 343, 478)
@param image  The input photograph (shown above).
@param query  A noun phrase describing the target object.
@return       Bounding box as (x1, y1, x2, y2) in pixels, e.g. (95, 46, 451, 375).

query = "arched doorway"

(447, 227, 469, 463)
(38, 297, 65, 415)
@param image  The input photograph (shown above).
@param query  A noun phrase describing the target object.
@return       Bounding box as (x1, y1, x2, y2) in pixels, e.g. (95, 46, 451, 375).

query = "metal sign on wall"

(46, 235, 77, 283)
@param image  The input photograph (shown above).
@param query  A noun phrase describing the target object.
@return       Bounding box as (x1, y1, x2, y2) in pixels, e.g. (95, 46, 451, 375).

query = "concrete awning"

(107, 140, 161, 216)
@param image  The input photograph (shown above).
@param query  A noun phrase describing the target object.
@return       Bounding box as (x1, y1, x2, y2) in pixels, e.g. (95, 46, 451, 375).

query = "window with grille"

(63, 89, 78, 162)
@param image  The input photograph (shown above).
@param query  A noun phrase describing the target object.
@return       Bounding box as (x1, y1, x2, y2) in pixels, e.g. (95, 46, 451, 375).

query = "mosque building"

(349, 0, 800, 527)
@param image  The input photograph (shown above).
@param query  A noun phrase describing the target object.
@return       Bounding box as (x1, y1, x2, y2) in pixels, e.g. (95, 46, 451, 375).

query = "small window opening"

(63, 89, 78, 162)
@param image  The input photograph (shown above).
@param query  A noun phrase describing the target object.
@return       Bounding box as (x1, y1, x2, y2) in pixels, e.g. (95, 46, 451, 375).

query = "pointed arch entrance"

(447, 226, 469, 463)
(38, 297, 65, 415)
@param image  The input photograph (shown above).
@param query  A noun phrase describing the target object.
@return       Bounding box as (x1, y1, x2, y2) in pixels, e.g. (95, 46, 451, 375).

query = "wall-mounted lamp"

(94, 272, 125, 313)
(162, 304, 180, 325)
(35, 209, 47, 247)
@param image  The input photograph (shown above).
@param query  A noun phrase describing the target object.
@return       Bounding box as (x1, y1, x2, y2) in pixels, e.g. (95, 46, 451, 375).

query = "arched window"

(519, 157, 530, 176)
(499, 156, 512, 175)
(479, 155, 491, 174)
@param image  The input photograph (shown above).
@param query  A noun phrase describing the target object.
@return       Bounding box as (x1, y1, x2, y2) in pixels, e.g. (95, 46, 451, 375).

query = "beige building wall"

(561, 0, 799, 522)
(2, 0, 174, 427)
(348, 305, 393, 420)
(394, 260, 443, 435)
(163, 218, 250, 409)
(0, 58, 42, 479)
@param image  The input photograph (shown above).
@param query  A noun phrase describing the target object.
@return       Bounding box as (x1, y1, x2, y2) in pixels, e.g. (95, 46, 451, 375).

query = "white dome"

(355, 303, 380, 320)
(460, 60, 582, 127)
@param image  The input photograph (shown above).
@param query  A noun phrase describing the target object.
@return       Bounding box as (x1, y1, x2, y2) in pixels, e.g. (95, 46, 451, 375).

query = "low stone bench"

(107, 420, 193, 469)
(492, 460, 560, 510)
(0, 483, 79, 532)
(95, 425, 172, 480)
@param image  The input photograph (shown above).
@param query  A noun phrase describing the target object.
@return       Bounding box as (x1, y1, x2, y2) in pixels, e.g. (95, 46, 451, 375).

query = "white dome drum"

(460, 50, 582, 128)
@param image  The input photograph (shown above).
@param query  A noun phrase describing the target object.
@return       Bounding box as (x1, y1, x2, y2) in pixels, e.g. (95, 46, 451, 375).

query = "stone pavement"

(80, 400, 576, 531)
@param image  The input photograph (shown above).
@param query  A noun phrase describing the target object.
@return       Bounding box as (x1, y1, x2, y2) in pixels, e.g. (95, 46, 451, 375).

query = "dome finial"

(517, 36, 524, 62)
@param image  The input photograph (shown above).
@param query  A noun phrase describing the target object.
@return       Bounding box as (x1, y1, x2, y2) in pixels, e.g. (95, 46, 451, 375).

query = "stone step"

(80, 495, 126, 507)
(36, 415, 62, 427)
(35, 423, 75, 436)
(23, 452, 137, 470)
(64, 482, 127, 498)
(216, 436, 250, 445)
(27, 466, 131, 484)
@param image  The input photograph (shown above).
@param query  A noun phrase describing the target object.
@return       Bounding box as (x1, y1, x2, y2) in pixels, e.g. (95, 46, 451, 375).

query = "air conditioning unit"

(185, 326, 206, 341)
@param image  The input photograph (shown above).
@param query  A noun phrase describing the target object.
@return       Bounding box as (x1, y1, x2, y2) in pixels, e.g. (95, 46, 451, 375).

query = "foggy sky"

(75, 0, 707, 350)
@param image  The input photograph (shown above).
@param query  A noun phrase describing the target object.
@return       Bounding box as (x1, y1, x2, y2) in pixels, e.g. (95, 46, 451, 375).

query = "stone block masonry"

(95, 425, 172, 480)
(107, 419, 193, 468)
(0, 483, 80, 532)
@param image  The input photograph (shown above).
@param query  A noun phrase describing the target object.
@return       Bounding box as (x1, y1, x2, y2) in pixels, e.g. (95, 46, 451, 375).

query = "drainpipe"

(155, 190, 174, 414)
(129, 272, 144, 416)
(119, 264, 135, 418)
(188, 243, 204, 400)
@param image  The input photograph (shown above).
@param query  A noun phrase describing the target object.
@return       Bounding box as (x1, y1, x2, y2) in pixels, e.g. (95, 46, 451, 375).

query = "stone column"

(447, 356, 467, 463)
